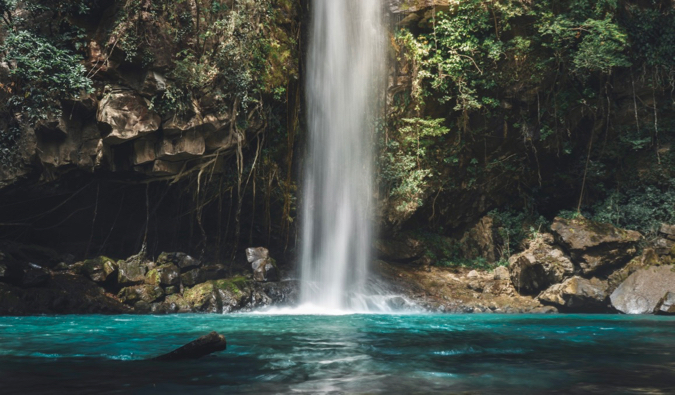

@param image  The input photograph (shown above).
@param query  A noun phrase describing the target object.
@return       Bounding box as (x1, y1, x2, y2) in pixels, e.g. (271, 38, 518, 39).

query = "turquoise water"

(0, 314, 674, 394)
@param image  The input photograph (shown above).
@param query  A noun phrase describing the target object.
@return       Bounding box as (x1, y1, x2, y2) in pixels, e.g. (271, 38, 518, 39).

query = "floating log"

(152, 331, 227, 361)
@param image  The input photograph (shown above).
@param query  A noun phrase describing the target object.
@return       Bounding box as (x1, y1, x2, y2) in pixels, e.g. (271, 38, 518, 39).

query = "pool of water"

(0, 314, 674, 394)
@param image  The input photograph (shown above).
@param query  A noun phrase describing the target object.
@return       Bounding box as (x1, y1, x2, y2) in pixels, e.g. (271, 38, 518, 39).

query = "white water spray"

(299, 0, 385, 311)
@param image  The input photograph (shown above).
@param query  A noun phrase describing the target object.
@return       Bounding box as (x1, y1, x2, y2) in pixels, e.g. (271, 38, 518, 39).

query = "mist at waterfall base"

(298, 0, 386, 312)
(2, 314, 675, 394)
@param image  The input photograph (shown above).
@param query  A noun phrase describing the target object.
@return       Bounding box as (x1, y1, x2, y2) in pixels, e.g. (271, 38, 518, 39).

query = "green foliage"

(592, 185, 675, 235)
(572, 16, 631, 75)
(489, 209, 548, 260)
(1, 30, 93, 124)
(381, 118, 450, 213)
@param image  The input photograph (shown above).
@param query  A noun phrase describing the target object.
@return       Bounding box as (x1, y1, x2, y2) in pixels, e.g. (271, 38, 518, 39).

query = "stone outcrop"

(459, 216, 499, 264)
(655, 292, 675, 315)
(607, 249, 657, 294)
(117, 254, 150, 285)
(82, 256, 117, 283)
(246, 247, 279, 283)
(610, 265, 675, 314)
(508, 234, 575, 294)
(550, 217, 641, 275)
(97, 87, 161, 145)
(538, 276, 610, 312)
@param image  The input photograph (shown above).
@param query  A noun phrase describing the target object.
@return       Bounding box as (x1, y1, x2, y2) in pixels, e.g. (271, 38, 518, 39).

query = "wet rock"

(550, 217, 641, 275)
(97, 87, 161, 145)
(164, 285, 179, 295)
(181, 268, 206, 287)
(0, 273, 130, 315)
(82, 256, 117, 283)
(508, 235, 574, 294)
(117, 255, 150, 285)
(117, 284, 164, 305)
(183, 282, 220, 312)
(163, 294, 191, 313)
(147, 264, 180, 286)
(610, 265, 675, 314)
(157, 252, 200, 271)
(153, 331, 227, 361)
(531, 306, 558, 314)
(246, 247, 279, 282)
(261, 280, 300, 305)
(655, 292, 675, 315)
(538, 276, 610, 312)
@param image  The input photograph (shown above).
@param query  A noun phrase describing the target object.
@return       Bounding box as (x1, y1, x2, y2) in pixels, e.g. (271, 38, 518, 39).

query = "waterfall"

(299, 0, 385, 311)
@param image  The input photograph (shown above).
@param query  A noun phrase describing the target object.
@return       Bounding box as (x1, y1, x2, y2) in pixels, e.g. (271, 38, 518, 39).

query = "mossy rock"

(117, 285, 164, 305)
(183, 282, 218, 311)
(82, 256, 117, 283)
(164, 294, 191, 312)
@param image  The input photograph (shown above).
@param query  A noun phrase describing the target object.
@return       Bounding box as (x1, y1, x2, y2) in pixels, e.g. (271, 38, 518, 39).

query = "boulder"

(610, 265, 675, 314)
(607, 249, 658, 294)
(117, 255, 150, 285)
(550, 217, 641, 275)
(459, 216, 499, 264)
(117, 284, 164, 305)
(508, 235, 575, 294)
(655, 292, 675, 315)
(538, 276, 610, 312)
(21, 263, 50, 288)
(374, 236, 424, 262)
(493, 266, 510, 281)
(183, 282, 220, 312)
(140, 71, 167, 96)
(97, 87, 161, 145)
(659, 224, 675, 241)
(246, 247, 279, 282)
(163, 294, 191, 313)
(181, 268, 206, 287)
(159, 265, 180, 285)
(82, 256, 117, 283)
(157, 252, 200, 271)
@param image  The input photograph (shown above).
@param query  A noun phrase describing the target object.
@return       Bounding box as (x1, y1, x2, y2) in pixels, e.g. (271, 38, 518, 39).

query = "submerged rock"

(550, 217, 641, 275)
(610, 265, 675, 314)
(538, 276, 610, 312)
(508, 235, 574, 294)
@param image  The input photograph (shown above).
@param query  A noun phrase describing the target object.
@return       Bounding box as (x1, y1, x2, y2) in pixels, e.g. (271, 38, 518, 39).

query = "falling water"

(299, 0, 385, 311)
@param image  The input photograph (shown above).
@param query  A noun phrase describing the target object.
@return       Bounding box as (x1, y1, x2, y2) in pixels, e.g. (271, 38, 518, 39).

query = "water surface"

(0, 314, 674, 394)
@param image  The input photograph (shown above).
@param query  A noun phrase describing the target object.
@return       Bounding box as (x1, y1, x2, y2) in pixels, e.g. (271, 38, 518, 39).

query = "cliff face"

(0, 0, 302, 262)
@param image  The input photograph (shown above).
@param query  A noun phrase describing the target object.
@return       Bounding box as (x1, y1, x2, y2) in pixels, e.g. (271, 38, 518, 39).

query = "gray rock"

(246, 247, 279, 282)
(538, 276, 610, 312)
(655, 292, 675, 315)
(509, 236, 574, 294)
(97, 87, 161, 145)
(117, 284, 164, 305)
(181, 268, 206, 287)
(82, 256, 117, 283)
(551, 217, 641, 275)
(610, 265, 675, 314)
(157, 252, 200, 271)
(117, 255, 149, 285)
